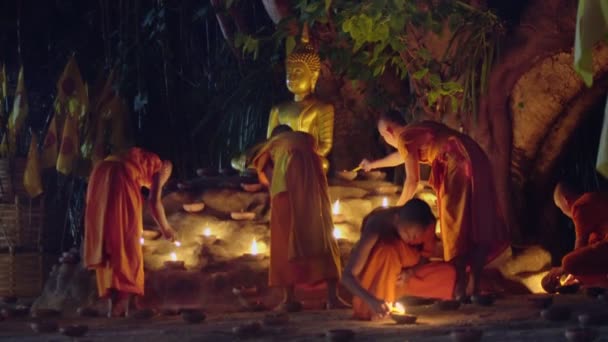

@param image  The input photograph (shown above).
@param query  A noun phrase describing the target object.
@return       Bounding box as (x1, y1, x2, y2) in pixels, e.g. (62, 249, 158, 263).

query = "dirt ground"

(2, 294, 608, 341)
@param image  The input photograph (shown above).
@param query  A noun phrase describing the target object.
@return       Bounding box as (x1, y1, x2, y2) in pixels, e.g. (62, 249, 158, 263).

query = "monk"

(543, 183, 608, 291)
(359, 110, 509, 300)
(252, 125, 345, 311)
(342, 198, 455, 320)
(84, 147, 176, 317)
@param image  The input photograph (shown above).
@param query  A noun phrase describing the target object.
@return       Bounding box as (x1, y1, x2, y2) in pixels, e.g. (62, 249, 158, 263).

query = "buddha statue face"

(286, 61, 317, 95)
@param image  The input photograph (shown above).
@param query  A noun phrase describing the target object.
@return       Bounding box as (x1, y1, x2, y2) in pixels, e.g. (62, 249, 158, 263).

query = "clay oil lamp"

(556, 274, 580, 294)
(434, 299, 461, 311)
(230, 211, 256, 221)
(450, 328, 483, 342)
(183, 202, 206, 213)
(471, 294, 495, 306)
(325, 329, 355, 342)
(263, 312, 290, 326)
(528, 295, 553, 309)
(332, 200, 345, 223)
(163, 252, 186, 270)
(240, 239, 265, 261)
(60, 324, 89, 338)
(389, 302, 417, 325)
(541, 306, 571, 322)
(564, 327, 598, 342)
(198, 226, 217, 244)
(181, 309, 206, 324)
(332, 227, 344, 241)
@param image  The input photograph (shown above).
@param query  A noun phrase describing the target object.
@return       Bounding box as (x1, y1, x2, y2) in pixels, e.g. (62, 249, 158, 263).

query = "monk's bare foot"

(274, 301, 303, 313)
(325, 297, 352, 310)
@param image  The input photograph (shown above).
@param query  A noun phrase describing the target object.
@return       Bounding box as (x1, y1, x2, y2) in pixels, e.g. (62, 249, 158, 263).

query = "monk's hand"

(368, 297, 390, 318)
(396, 268, 414, 286)
(161, 226, 176, 242)
(359, 159, 373, 172)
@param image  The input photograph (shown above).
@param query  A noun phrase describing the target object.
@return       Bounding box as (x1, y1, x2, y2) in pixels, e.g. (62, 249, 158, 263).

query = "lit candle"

(332, 200, 340, 215)
(251, 238, 258, 255)
(392, 302, 406, 314)
(203, 227, 211, 237)
(174, 241, 181, 247)
(170, 252, 177, 261)
(333, 227, 342, 240)
(382, 197, 389, 208)
(139, 237, 144, 245)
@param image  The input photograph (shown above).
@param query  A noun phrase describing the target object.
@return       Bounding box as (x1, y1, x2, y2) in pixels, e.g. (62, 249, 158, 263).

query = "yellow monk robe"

(396, 121, 509, 263)
(84, 147, 162, 297)
(562, 192, 608, 287)
(352, 217, 455, 320)
(252, 131, 341, 286)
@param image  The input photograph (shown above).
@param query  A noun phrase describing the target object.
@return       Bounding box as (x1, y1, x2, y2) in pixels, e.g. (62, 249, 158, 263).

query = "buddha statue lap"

(231, 25, 334, 173)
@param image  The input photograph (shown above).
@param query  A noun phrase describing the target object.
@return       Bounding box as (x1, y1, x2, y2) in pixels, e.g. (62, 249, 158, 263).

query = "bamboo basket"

(0, 252, 46, 297)
(0, 196, 44, 251)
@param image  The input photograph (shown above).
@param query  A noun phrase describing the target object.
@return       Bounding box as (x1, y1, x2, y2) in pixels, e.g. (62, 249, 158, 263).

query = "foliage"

(238, 0, 504, 121)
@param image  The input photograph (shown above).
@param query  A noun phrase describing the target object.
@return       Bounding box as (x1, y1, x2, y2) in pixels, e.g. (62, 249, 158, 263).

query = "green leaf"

(285, 36, 296, 55)
(305, 2, 320, 13)
(325, 0, 331, 11)
(412, 68, 429, 80)
(427, 90, 440, 106)
(450, 96, 459, 113)
(442, 81, 463, 93)
(429, 73, 441, 86)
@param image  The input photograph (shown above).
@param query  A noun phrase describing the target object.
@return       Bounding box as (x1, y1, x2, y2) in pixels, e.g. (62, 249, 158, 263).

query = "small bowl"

(435, 300, 461, 311)
(181, 309, 206, 324)
(471, 294, 494, 306)
(336, 171, 357, 181)
(76, 306, 99, 317)
(565, 327, 598, 342)
(326, 329, 355, 342)
(30, 320, 59, 333)
(164, 261, 186, 270)
(528, 295, 553, 309)
(362, 171, 386, 181)
(450, 328, 483, 342)
(60, 324, 88, 337)
(230, 212, 256, 221)
(390, 313, 417, 324)
(541, 306, 571, 321)
(556, 283, 580, 294)
(183, 202, 206, 213)
(263, 312, 289, 326)
(584, 287, 606, 298)
(578, 313, 608, 326)
(241, 183, 263, 192)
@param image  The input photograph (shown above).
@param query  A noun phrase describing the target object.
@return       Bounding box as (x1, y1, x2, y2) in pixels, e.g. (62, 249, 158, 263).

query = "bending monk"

(544, 183, 608, 290)
(342, 198, 455, 320)
(84, 147, 176, 317)
(252, 125, 345, 311)
(359, 110, 509, 299)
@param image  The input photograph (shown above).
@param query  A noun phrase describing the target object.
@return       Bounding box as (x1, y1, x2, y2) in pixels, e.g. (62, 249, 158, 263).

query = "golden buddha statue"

(231, 25, 334, 173)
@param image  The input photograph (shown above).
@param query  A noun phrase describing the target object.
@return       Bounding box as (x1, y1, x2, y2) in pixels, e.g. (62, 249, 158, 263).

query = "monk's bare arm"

(366, 152, 404, 170)
(397, 154, 420, 206)
(148, 173, 175, 240)
(341, 231, 380, 304)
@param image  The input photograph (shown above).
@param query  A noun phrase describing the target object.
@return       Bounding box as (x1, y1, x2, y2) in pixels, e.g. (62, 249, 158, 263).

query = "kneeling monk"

(546, 182, 608, 290)
(342, 199, 455, 320)
(84, 147, 176, 317)
(252, 125, 343, 311)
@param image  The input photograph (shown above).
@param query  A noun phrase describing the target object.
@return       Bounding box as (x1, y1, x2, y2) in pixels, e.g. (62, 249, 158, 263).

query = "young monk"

(342, 198, 455, 320)
(252, 125, 346, 311)
(359, 110, 509, 300)
(84, 147, 176, 317)
(543, 182, 608, 290)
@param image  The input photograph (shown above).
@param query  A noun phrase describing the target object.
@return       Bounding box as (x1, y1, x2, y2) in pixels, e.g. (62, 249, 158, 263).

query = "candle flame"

(333, 227, 342, 239)
(203, 227, 211, 237)
(251, 238, 258, 255)
(392, 302, 406, 314)
(170, 252, 177, 261)
(332, 200, 340, 215)
(382, 197, 388, 207)
(139, 237, 144, 245)
(174, 241, 181, 247)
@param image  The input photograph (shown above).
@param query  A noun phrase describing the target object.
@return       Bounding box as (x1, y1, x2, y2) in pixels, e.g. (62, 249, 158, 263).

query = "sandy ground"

(2, 294, 608, 341)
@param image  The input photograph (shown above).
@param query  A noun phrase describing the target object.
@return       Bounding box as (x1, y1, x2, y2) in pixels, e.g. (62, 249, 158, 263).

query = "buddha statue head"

(286, 24, 321, 97)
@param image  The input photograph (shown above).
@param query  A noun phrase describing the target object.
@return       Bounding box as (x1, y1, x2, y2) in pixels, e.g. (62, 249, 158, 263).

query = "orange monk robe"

(84, 147, 162, 297)
(252, 131, 341, 287)
(396, 121, 509, 263)
(561, 192, 608, 287)
(352, 224, 455, 320)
